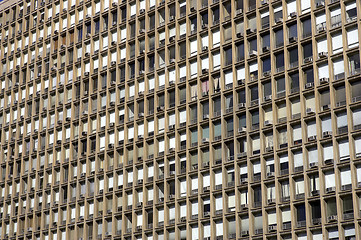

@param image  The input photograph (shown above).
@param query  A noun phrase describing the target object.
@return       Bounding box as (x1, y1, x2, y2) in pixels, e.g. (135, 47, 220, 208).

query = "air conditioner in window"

(304, 56, 313, 63)
(268, 225, 277, 232)
(246, 28, 255, 34)
(319, 77, 329, 84)
(309, 162, 318, 168)
(235, 9, 243, 15)
(249, 50, 257, 57)
(265, 146, 273, 152)
(202, 138, 209, 143)
(318, 52, 328, 58)
(289, 12, 297, 18)
(264, 120, 272, 126)
(326, 187, 336, 193)
(202, 46, 208, 51)
(322, 131, 332, 138)
(317, 26, 326, 33)
(305, 82, 314, 89)
(316, 1, 325, 7)
(289, 37, 297, 43)
(308, 135, 317, 141)
(327, 215, 337, 222)
(306, 108, 314, 114)
(275, 17, 283, 23)
(241, 230, 249, 236)
(324, 159, 334, 165)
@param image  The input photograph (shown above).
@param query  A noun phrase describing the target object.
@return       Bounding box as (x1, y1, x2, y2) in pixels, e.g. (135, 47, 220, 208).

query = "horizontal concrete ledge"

(0, 0, 18, 12)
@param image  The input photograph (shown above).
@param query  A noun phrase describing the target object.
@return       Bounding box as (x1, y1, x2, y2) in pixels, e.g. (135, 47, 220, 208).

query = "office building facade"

(0, 0, 360, 239)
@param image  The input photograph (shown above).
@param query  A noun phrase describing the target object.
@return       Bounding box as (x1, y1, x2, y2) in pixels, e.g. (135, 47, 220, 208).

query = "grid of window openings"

(0, 0, 361, 239)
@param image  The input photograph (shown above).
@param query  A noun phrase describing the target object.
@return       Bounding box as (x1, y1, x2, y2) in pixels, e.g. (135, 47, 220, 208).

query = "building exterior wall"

(0, 0, 360, 239)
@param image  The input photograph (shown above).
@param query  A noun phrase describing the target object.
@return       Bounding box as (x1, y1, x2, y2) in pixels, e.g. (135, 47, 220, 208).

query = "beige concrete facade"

(0, 0, 360, 240)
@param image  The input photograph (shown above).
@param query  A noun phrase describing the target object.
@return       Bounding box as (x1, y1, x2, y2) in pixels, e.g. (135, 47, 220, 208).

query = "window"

(332, 33, 343, 54)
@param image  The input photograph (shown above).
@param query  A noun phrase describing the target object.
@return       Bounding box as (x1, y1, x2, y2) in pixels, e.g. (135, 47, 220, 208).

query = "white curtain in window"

(308, 149, 318, 163)
(317, 38, 328, 53)
(282, 210, 291, 222)
(323, 145, 333, 160)
(204, 225, 211, 238)
(287, 0, 297, 15)
(253, 162, 261, 174)
(295, 179, 304, 194)
(318, 64, 329, 79)
(180, 110, 187, 124)
(325, 172, 335, 188)
(215, 197, 222, 210)
(191, 178, 198, 190)
(339, 141, 350, 158)
(322, 118, 332, 132)
(127, 126, 134, 140)
(148, 120, 154, 133)
(158, 209, 164, 222)
(190, 40, 197, 54)
(237, 67, 245, 80)
(190, 61, 198, 76)
(137, 214, 142, 226)
(332, 33, 343, 53)
(202, 35, 208, 48)
(203, 174, 210, 187)
(180, 180, 187, 196)
(331, 8, 341, 17)
(213, 30, 220, 46)
(356, 166, 361, 183)
(293, 152, 302, 167)
(179, 65, 186, 78)
(228, 195, 235, 209)
(301, 0, 310, 12)
(329, 230, 338, 238)
(268, 212, 277, 225)
(307, 122, 316, 137)
(354, 109, 361, 126)
(213, 52, 220, 69)
(191, 201, 198, 215)
(216, 222, 223, 236)
(337, 114, 348, 128)
(201, 57, 209, 70)
(316, 14, 326, 25)
(215, 172, 222, 185)
(355, 137, 361, 155)
(333, 59, 345, 75)
(293, 126, 302, 140)
(345, 228, 355, 237)
(341, 169, 351, 185)
(249, 62, 258, 73)
(158, 74, 165, 88)
(347, 27, 358, 47)
(180, 23, 186, 36)
(148, 166, 154, 178)
(224, 71, 233, 85)
(180, 204, 186, 217)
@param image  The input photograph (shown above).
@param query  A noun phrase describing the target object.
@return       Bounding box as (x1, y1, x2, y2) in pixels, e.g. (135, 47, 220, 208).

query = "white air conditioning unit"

(202, 138, 209, 143)
(320, 77, 329, 84)
(290, 12, 297, 18)
(318, 52, 328, 58)
(309, 162, 318, 168)
(305, 82, 314, 89)
(306, 108, 314, 114)
(322, 131, 332, 138)
(264, 120, 272, 126)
